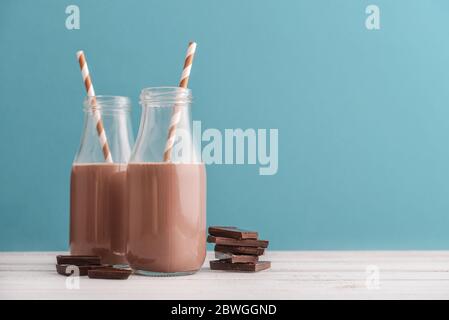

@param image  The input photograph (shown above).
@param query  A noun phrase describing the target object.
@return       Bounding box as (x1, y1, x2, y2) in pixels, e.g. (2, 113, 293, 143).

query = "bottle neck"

(74, 96, 134, 164)
(131, 88, 197, 163)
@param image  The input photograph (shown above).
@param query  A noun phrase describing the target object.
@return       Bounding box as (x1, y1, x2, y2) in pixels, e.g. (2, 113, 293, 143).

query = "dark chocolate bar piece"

(88, 267, 132, 280)
(56, 255, 101, 266)
(208, 235, 269, 248)
(210, 260, 271, 272)
(215, 252, 259, 263)
(208, 226, 258, 240)
(215, 244, 265, 256)
(56, 264, 105, 277)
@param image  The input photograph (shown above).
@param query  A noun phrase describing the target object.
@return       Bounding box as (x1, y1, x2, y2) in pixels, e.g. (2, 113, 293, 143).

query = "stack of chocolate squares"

(208, 226, 271, 272)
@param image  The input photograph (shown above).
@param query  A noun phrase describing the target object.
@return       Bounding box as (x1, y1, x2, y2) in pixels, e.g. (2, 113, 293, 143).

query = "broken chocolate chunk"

(56, 255, 102, 266)
(208, 235, 269, 248)
(87, 267, 132, 280)
(56, 264, 105, 276)
(210, 260, 271, 272)
(215, 251, 259, 263)
(215, 244, 265, 256)
(208, 226, 258, 240)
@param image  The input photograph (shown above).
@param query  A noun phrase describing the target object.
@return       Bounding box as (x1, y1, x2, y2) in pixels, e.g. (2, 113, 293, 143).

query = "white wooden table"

(1, 251, 449, 299)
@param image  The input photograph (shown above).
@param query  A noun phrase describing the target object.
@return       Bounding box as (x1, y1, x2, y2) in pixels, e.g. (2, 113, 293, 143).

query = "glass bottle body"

(70, 96, 134, 266)
(127, 87, 206, 275)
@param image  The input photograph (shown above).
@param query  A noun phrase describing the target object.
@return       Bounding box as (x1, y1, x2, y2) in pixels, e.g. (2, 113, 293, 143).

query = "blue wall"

(2, 0, 449, 250)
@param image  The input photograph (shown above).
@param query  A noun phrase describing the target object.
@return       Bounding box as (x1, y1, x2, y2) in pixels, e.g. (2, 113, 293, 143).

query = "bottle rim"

(83, 95, 132, 112)
(139, 87, 192, 107)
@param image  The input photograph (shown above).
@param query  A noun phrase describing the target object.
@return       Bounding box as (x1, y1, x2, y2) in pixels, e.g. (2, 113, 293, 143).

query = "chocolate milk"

(126, 163, 206, 274)
(70, 163, 128, 265)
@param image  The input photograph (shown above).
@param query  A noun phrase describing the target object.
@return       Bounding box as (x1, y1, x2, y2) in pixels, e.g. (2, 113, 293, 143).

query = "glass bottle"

(70, 96, 134, 266)
(127, 87, 206, 276)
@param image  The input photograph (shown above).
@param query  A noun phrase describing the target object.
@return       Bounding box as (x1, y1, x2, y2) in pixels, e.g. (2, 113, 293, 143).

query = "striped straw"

(76, 51, 113, 163)
(163, 41, 197, 161)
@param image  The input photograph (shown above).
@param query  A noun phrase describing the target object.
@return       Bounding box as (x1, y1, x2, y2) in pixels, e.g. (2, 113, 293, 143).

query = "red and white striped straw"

(76, 51, 113, 163)
(163, 41, 197, 161)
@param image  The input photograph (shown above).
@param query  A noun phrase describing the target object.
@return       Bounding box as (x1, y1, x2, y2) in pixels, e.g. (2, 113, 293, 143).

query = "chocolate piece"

(208, 235, 268, 248)
(215, 252, 259, 263)
(208, 226, 258, 240)
(56, 264, 105, 276)
(88, 267, 132, 280)
(215, 244, 265, 256)
(56, 255, 101, 266)
(210, 260, 271, 272)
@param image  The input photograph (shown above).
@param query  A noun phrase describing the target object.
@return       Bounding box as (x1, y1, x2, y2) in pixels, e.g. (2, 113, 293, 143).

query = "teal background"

(1, 0, 449, 250)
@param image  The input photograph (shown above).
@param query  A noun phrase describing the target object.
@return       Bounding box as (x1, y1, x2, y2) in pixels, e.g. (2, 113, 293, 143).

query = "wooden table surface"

(1, 251, 449, 299)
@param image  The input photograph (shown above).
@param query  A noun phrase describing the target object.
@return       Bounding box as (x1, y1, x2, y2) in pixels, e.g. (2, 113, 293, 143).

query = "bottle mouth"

(139, 87, 192, 106)
(83, 95, 132, 112)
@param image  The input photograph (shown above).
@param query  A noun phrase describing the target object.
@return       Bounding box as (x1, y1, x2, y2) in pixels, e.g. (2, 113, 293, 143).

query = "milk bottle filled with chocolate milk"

(70, 96, 134, 265)
(127, 87, 206, 276)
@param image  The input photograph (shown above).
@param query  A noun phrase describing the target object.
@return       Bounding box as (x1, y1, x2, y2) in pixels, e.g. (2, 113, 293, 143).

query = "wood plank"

(1, 251, 449, 299)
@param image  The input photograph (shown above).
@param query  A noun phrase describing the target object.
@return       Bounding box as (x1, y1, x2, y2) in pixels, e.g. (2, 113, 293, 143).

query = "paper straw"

(76, 51, 113, 163)
(163, 42, 197, 161)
